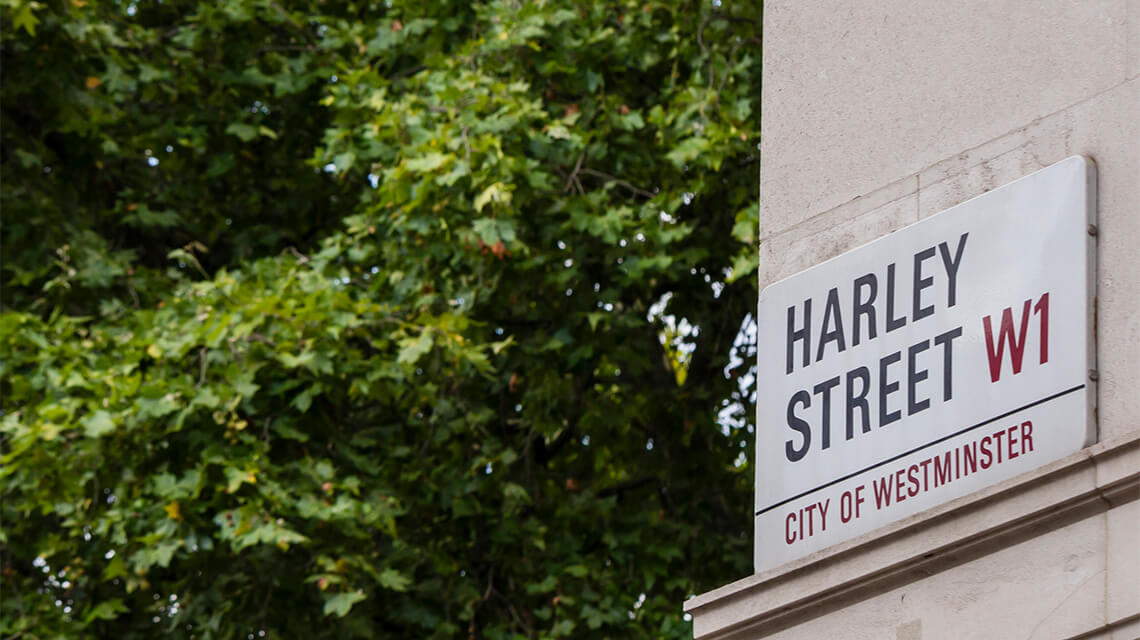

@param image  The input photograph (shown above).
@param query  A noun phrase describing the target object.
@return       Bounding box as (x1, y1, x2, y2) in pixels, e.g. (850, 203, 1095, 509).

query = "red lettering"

(962, 442, 977, 475)
(983, 299, 1033, 382)
(873, 474, 893, 509)
(878, 424, 1037, 509)
(1034, 293, 1049, 364)
(1021, 421, 1034, 454)
(907, 464, 920, 497)
(992, 429, 1006, 464)
(934, 451, 953, 487)
(841, 491, 853, 523)
(785, 511, 796, 545)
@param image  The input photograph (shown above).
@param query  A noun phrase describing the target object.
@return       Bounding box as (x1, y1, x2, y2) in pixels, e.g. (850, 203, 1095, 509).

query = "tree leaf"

(225, 123, 260, 142)
(397, 331, 433, 365)
(81, 410, 116, 437)
(323, 590, 366, 618)
(405, 152, 451, 173)
(12, 2, 41, 36)
(473, 183, 512, 212)
(378, 568, 410, 592)
(83, 599, 128, 626)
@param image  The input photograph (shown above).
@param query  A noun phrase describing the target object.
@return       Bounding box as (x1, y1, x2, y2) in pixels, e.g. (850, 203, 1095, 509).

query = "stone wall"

(685, 2, 1140, 638)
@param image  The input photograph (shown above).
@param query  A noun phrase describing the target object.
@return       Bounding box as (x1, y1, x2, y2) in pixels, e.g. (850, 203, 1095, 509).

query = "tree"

(1, 0, 761, 637)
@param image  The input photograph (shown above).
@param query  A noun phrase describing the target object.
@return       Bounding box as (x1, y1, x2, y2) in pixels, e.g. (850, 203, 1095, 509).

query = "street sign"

(754, 156, 1097, 573)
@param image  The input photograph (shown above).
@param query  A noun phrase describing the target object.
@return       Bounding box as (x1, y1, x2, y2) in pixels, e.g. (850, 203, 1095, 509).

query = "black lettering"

(939, 233, 968, 307)
(787, 301, 812, 375)
(907, 340, 930, 415)
(786, 390, 812, 462)
(813, 376, 841, 450)
(934, 326, 962, 401)
(816, 288, 846, 362)
(846, 366, 871, 438)
(912, 247, 936, 321)
(852, 274, 878, 347)
(886, 263, 906, 332)
(879, 351, 902, 426)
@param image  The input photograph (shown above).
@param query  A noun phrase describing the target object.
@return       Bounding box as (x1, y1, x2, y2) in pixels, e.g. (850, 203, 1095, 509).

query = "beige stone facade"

(685, 2, 1140, 638)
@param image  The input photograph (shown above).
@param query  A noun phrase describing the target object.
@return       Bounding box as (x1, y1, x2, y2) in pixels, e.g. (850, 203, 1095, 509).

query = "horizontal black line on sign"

(754, 383, 1086, 517)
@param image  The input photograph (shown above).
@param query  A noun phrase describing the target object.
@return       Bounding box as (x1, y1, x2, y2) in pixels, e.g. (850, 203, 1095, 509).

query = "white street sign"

(754, 156, 1097, 573)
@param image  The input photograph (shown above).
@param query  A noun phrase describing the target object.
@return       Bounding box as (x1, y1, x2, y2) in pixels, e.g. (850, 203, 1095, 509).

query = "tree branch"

(562, 151, 585, 194)
(579, 168, 655, 199)
(597, 476, 659, 499)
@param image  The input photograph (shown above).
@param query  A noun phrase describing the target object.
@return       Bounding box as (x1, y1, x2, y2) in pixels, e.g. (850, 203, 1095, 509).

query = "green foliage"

(1, 0, 761, 637)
